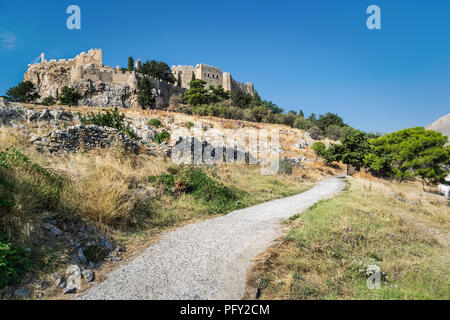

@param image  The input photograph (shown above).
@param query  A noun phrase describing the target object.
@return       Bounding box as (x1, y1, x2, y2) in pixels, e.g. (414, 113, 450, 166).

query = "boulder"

(82, 269, 95, 282)
(42, 222, 63, 236)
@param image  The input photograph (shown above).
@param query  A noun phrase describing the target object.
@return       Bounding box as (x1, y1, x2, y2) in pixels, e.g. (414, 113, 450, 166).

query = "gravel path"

(79, 177, 345, 300)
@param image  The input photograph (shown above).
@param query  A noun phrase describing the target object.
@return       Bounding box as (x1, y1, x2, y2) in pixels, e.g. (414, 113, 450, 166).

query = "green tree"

(183, 80, 208, 106)
(317, 112, 345, 133)
(365, 127, 450, 184)
(308, 113, 317, 123)
(128, 56, 134, 72)
(325, 124, 352, 141)
(325, 129, 370, 170)
(294, 117, 313, 130)
(308, 126, 322, 140)
(137, 77, 155, 109)
(6, 81, 40, 103)
(207, 85, 230, 103)
(140, 60, 175, 83)
(41, 96, 55, 106)
(261, 100, 284, 114)
(59, 86, 82, 106)
(231, 91, 252, 108)
(283, 111, 297, 127)
(311, 142, 327, 160)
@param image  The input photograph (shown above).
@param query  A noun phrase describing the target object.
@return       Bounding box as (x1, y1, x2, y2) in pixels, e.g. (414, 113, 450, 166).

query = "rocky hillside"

(427, 113, 450, 140)
(0, 99, 344, 300)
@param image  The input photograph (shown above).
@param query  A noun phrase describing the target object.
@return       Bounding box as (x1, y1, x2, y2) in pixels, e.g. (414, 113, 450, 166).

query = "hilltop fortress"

(172, 64, 254, 95)
(23, 49, 255, 109)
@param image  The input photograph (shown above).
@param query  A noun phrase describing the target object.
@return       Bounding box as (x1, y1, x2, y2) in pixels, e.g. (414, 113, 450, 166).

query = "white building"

(439, 174, 450, 197)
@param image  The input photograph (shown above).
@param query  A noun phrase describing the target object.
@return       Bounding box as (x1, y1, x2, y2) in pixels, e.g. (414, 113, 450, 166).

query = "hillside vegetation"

(252, 177, 450, 300)
(0, 106, 334, 298)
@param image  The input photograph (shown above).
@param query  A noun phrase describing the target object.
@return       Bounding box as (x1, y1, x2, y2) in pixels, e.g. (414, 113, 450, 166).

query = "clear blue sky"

(1, 0, 449, 133)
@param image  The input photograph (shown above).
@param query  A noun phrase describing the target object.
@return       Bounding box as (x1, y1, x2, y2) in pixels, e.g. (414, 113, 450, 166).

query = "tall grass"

(256, 178, 450, 300)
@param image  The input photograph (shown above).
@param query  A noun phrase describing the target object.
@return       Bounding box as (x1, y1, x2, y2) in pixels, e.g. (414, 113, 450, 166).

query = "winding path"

(79, 177, 345, 300)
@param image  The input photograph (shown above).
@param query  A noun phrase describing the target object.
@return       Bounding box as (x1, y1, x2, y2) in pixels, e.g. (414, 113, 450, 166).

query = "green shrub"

(185, 122, 194, 129)
(84, 245, 109, 263)
(0, 147, 65, 210)
(149, 174, 176, 190)
(59, 86, 82, 106)
(78, 108, 139, 140)
(150, 168, 240, 213)
(311, 142, 327, 158)
(0, 235, 31, 288)
(148, 118, 162, 128)
(279, 158, 293, 175)
(0, 173, 15, 209)
(154, 131, 170, 144)
(41, 96, 55, 106)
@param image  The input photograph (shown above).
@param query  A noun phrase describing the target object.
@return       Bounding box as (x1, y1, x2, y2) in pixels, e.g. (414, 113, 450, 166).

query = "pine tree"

(137, 77, 155, 109)
(128, 57, 134, 72)
(191, 72, 196, 81)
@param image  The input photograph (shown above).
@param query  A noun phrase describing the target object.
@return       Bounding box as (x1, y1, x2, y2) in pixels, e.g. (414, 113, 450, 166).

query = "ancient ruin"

(23, 49, 256, 109)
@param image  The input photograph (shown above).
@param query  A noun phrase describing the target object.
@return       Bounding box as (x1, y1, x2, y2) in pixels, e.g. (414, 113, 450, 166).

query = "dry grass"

(253, 177, 449, 300)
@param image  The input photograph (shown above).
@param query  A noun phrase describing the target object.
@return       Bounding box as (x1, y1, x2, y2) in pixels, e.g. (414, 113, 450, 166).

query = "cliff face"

(24, 49, 184, 109)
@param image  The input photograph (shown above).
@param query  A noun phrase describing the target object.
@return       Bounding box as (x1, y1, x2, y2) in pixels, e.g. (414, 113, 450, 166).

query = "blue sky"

(0, 0, 449, 133)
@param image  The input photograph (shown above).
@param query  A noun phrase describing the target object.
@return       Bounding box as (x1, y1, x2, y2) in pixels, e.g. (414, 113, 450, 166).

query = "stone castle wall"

(24, 49, 184, 109)
(24, 49, 255, 109)
(171, 64, 255, 95)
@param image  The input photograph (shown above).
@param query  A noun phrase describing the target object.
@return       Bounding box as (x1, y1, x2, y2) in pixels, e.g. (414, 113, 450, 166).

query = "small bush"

(59, 86, 82, 106)
(149, 174, 176, 191)
(0, 152, 15, 209)
(150, 167, 240, 213)
(308, 126, 322, 140)
(279, 158, 293, 175)
(84, 245, 109, 263)
(0, 235, 31, 288)
(154, 131, 170, 144)
(185, 122, 194, 129)
(41, 96, 55, 106)
(148, 118, 162, 128)
(311, 142, 327, 158)
(0, 146, 65, 211)
(78, 108, 139, 140)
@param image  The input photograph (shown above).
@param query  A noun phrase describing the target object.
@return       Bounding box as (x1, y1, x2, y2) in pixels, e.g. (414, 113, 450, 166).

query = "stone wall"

(172, 65, 195, 89)
(33, 124, 140, 154)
